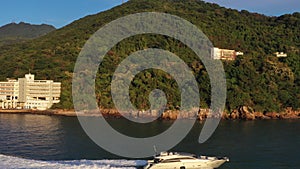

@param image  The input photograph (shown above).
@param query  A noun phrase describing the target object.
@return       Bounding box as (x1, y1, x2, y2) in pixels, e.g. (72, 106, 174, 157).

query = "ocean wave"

(0, 154, 147, 169)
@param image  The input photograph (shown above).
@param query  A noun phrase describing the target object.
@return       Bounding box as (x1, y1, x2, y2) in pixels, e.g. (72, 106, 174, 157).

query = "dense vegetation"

(0, 22, 55, 46)
(0, 0, 299, 113)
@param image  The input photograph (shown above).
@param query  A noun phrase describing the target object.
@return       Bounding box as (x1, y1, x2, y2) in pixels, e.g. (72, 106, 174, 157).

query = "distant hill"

(0, 22, 56, 46)
(0, 0, 299, 112)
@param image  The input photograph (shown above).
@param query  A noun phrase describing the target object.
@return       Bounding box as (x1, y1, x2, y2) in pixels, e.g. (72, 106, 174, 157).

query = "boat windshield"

(154, 158, 162, 163)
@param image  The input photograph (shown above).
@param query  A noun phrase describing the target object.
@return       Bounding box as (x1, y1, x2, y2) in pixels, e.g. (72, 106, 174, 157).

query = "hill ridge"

(0, 22, 56, 46)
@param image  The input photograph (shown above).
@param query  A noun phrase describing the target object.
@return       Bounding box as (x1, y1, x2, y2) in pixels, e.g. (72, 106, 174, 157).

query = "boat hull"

(144, 159, 227, 169)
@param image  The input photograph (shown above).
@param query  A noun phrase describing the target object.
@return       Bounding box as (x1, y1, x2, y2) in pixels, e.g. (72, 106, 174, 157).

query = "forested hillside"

(0, 0, 299, 113)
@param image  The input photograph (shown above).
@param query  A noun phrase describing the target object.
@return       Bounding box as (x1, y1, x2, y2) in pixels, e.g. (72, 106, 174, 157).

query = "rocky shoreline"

(222, 106, 300, 120)
(161, 106, 300, 120)
(0, 106, 299, 120)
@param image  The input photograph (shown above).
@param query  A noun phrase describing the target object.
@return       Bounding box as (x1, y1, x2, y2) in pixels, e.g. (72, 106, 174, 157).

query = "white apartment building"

(211, 47, 244, 60)
(0, 79, 19, 109)
(275, 52, 288, 58)
(0, 74, 61, 110)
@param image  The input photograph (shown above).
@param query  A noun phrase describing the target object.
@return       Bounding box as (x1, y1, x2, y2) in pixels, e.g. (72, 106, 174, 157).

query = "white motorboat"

(144, 152, 229, 169)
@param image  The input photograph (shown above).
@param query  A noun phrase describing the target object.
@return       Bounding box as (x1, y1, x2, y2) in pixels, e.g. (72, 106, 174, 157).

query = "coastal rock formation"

(253, 112, 270, 120)
(228, 106, 256, 120)
(1, 107, 299, 120)
(225, 106, 293, 120)
(161, 110, 178, 120)
(221, 111, 230, 120)
(94, 107, 300, 120)
(226, 107, 300, 120)
(229, 109, 239, 120)
(265, 112, 280, 119)
(239, 106, 256, 120)
(279, 107, 300, 119)
(198, 109, 209, 120)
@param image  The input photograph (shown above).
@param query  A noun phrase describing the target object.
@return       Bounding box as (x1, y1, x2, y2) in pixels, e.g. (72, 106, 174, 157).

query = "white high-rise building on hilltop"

(211, 47, 244, 60)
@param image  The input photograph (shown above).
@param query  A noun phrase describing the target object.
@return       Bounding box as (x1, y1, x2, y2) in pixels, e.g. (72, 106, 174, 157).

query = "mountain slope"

(0, 22, 56, 46)
(0, 0, 299, 112)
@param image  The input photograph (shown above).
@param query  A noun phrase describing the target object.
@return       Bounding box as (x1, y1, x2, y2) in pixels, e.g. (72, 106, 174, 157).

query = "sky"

(0, 0, 299, 28)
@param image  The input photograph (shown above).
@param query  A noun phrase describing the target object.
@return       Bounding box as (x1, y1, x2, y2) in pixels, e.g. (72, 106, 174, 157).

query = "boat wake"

(0, 154, 147, 169)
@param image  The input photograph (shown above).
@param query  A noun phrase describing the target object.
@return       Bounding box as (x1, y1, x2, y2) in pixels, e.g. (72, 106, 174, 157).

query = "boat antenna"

(153, 145, 158, 155)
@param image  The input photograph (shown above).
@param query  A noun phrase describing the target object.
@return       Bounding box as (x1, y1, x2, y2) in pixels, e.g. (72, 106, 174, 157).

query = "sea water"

(0, 114, 299, 169)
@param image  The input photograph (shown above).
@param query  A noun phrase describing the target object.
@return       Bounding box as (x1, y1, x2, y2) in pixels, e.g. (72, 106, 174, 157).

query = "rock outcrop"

(225, 106, 299, 120)
(265, 112, 280, 119)
(228, 106, 257, 120)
